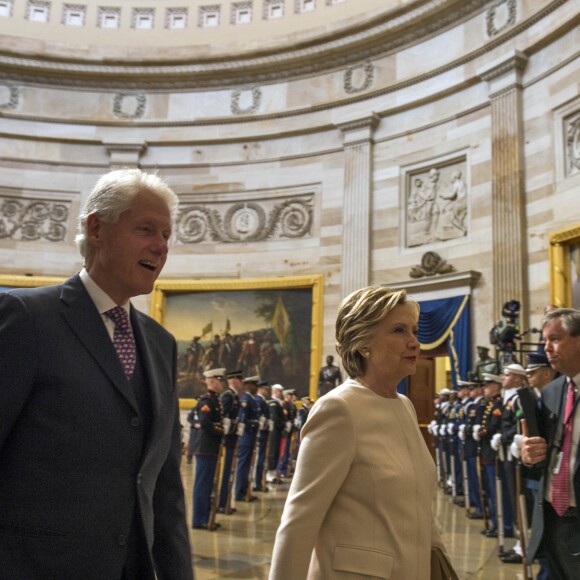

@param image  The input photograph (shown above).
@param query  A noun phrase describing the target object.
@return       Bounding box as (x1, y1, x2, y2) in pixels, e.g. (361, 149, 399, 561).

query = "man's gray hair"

(542, 307, 580, 337)
(75, 169, 178, 260)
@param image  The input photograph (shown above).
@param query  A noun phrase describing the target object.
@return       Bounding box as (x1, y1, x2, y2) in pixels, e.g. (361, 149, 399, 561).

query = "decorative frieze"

(409, 252, 456, 279)
(231, 87, 261, 115)
(0, 196, 69, 242)
(176, 195, 313, 244)
(112, 92, 146, 119)
(486, 0, 517, 37)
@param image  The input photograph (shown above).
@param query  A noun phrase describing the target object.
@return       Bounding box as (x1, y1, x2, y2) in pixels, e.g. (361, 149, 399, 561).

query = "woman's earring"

(362, 350, 370, 358)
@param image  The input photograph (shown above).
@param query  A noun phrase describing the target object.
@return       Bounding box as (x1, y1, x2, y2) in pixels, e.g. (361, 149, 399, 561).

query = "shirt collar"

(79, 268, 131, 317)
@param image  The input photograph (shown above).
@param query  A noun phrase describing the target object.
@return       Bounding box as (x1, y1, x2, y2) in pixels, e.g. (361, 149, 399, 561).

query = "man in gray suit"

(522, 308, 580, 580)
(0, 169, 193, 579)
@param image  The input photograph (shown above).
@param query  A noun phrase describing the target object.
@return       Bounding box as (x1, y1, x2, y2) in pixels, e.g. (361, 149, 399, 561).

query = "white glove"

(222, 417, 231, 435)
(236, 422, 245, 437)
(473, 424, 481, 442)
(447, 422, 454, 435)
(294, 418, 301, 429)
(491, 432, 502, 451)
(285, 421, 292, 434)
(258, 415, 267, 430)
(510, 434, 523, 459)
(268, 419, 274, 432)
(428, 420, 437, 435)
(439, 425, 447, 437)
(458, 424, 466, 441)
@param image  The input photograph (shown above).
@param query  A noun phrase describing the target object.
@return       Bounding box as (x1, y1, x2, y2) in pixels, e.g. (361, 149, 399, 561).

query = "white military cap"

(203, 367, 226, 379)
(283, 389, 296, 396)
(503, 363, 526, 377)
(457, 380, 476, 388)
(439, 388, 451, 395)
(482, 373, 503, 383)
(243, 375, 260, 383)
(271, 383, 284, 391)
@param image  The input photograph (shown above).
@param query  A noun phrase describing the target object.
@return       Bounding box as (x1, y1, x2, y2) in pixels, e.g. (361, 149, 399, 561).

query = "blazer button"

(131, 417, 140, 427)
(117, 534, 127, 547)
(137, 473, 142, 485)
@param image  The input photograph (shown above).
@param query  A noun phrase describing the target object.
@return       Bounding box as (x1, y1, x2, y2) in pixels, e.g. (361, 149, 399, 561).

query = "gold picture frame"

(549, 224, 580, 308)
(0, 274, 64, 290)
(150, 275, 324, 408)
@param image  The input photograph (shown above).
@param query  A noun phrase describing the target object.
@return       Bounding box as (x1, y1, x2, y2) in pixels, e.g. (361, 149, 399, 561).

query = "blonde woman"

(269, 286, 454, 580)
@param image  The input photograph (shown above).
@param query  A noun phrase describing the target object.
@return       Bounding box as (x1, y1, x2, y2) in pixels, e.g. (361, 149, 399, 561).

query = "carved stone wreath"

(409, 251, 456, 278)
(566, 114, 580, 173)
(0, 198, 69, 242)
(0, 84, 20, 110)
(486, 0, 517, 37)
(112, 92, 146, 119)
(343, 62, 374, 94)
(175, 198, 312, 244)
(231, 86, 262, 115)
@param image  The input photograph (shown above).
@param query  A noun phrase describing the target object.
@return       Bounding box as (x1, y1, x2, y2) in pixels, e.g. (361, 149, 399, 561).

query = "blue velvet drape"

(418, 295, 471, 389)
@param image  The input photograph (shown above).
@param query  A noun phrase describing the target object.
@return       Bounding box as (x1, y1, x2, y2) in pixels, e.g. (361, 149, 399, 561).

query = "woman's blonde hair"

(335, 286, 419, 378)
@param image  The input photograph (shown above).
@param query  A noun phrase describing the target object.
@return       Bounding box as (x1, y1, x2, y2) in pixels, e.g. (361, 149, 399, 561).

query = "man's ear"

(86, 214, 102, 245)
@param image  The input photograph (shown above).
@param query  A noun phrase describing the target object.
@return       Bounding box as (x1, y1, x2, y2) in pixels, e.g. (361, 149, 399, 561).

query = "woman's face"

(363, 302, 420, 384)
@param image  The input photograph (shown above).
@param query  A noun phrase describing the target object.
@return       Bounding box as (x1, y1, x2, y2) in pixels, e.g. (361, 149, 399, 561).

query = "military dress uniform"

(279, 391, 297, 478)
(253, 384, 270, 492)
(267, 387, 286, 482)
(191, 388, 224, 529)
(461, 389, 485, 517)
(235, 389, 260, 501)
(475, 392, 509, 537)
(218, 383, 241, 512)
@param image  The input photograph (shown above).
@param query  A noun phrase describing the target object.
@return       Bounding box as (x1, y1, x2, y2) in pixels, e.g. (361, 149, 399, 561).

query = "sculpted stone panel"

(566, 112, 580, 176)
(0, 195, 69, 242)
(405, 158, 468, 248)
(176, 193, 313, 244)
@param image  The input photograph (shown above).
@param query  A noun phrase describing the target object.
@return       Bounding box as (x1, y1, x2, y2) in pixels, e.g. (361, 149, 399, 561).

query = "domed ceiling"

(0, 0, 488, 88)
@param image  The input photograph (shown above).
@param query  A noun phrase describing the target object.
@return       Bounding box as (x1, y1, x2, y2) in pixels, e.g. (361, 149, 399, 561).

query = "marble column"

(337, 113, 380, 299)
(478, 51, 529, 325)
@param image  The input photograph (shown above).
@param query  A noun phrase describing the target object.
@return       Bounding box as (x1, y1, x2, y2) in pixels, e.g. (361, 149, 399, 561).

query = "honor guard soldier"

(267, 384, 286, 483)
(449, 383, 470, 503)
(460, 380, 485, 519)
(473, 373, 507, 538)
(494, 364, 527, 550)
(217, 369, 243, 514)
(191, 368, 225, 529)
(235, 376, 261, 501)
(279, 389, 297, 479)
(253, 381, 271, 492)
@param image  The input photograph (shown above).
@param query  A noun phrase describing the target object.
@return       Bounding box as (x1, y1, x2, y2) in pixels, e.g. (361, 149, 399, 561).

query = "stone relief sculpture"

(486, 0, 516, 37)
(343, 62, 374, 94)
(566, 113, 580, 175)
(0, 197, 69, 241)
(113, 93, 146, 119)
(409, 251, 456, 279)
(0, 83, 19, 110)
(406, 161, 469, 248)
(231, 87, 262, 115)
(176, 196, 313, 244)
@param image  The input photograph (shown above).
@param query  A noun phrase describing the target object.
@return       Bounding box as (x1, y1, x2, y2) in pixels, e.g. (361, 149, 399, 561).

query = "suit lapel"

(131, 309, 162, 451)
(59, 275, 139, 414)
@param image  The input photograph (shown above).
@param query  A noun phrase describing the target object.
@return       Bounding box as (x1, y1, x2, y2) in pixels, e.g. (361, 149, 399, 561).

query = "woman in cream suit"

(269, 286, 452, 580)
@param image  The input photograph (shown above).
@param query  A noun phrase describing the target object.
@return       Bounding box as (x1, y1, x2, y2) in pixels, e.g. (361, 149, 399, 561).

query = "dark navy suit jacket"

(527, 375, 580, 562)
(0, 274, 193, 580)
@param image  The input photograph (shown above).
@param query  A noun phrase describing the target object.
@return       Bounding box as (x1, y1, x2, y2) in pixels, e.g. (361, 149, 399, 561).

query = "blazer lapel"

(131, 309, 163, 450)
(59, 275, 139, 413)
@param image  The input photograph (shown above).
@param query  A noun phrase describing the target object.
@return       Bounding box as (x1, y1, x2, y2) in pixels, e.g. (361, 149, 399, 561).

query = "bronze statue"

(317, 355, 343, 397)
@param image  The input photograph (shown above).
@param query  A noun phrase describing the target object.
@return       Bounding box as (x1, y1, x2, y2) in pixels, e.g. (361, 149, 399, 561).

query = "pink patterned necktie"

(105, 306, 136, 380)
(551, 380, 576, 516)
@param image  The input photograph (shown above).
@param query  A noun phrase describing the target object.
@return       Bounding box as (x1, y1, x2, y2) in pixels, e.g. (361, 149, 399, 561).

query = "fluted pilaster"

(337, 113, 380, 299)
(478, 51, 528, 324)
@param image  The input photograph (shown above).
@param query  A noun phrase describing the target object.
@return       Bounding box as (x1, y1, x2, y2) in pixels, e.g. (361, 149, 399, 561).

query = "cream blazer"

(269, 379, 445, 580)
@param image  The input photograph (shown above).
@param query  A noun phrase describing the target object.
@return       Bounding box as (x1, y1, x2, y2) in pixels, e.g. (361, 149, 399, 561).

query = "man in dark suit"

(522, 307, 580, 580)
(0, 169, 193, 580)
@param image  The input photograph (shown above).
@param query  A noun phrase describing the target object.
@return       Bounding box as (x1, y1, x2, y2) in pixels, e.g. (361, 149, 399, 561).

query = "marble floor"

(181, 462, 539, 579)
